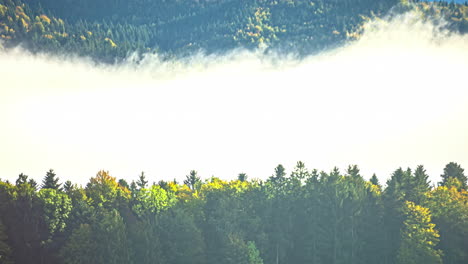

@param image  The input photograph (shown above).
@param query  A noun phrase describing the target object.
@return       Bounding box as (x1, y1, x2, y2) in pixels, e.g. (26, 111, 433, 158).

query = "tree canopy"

(0, 163, 467, 264)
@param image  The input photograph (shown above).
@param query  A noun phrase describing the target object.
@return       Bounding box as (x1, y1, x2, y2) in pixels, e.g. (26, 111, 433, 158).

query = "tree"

(396, 201, 442, 264)
(136, 171, 148, 189)
(291, 161, 309, 181)
(118, 179, 129, 189)
(61, 210, 130, 264)
(16, 173, 28, 186)
(409, 165, 431, 204)
(29, 178, 38, 190)
(132, 185, 175, 218)
(63, 180, 73, 193)
(424, 185, 468, 264)
(346, 165, 362, 179)
(159, 207, 206, 264)
(268, 164, 287, 189)
(86, 170, 130, 208)
(42, 169, 62, 190)
(369, 174, 380, 187)
(0, 220, 13, 264)
(184, 170, 201, 191)
(238, 173, 248, 182)
(440, 162, 467, 190)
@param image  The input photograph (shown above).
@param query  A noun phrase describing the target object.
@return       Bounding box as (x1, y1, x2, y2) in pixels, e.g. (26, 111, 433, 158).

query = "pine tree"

(238, 173, 248, 182)
(136, 172, 148, 189)
(16, 173, 28, 186)
(42, 169, 61, 190)
(63, 180, 73, 193)
(409, 165, 431, 204)
(184, 170, 201, 191)
(369, 174, 380, 187)
(28, 179, 38, 190)
(440, 162, 467, 190)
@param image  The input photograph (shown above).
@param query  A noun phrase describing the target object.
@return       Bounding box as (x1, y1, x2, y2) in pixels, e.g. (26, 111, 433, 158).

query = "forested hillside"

(0, 162, 467, 264)
(0, 0, 467, 62)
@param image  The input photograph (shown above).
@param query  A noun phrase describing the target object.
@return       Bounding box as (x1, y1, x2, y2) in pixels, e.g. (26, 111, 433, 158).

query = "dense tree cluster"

(0, 162, 467, 264)
(0, 0, 467, 62)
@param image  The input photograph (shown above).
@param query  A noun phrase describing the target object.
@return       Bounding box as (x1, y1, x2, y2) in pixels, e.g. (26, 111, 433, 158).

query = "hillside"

(0, 0, 466, 62)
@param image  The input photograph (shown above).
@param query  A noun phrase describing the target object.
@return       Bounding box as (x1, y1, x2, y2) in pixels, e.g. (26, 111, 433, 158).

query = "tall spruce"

(440, 162, 467, 190)
(184, 170, 201, 191)
(42, 169, 61, 190)
(136, 172, 148, 189)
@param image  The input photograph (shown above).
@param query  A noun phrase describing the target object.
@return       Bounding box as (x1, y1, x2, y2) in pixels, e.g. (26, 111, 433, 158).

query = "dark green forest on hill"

(0, 0, 467, 62)
(0, 162, 467, 264)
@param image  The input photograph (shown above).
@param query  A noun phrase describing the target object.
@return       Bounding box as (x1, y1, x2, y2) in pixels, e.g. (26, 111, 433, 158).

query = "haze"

(1, 12, 467, 185)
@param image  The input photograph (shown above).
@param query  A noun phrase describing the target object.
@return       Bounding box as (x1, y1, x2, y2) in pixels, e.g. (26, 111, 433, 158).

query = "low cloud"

(1, 12, 467, 184)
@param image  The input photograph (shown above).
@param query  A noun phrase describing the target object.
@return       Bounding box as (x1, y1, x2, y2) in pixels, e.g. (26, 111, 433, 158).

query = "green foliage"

(396, 201, 442, 264)
(132, 185, 175, 218)
(158, 207, 206, 264)
(61, 210, 130, 264)
(424, 186, 468, 264)
(85, 170, 130, 207)
(1, 162, 468, 264)
(38, 188, 72, 237)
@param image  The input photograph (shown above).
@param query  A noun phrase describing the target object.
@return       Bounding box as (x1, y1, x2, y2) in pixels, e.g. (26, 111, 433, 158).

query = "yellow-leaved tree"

(396, 201, 442, 264)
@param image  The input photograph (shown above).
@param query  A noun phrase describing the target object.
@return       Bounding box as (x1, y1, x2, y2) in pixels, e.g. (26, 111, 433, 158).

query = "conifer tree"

(184, 170, 201, 191)
(238, 173, 248, 182)
(63, 180, 73, 193)
(42, 169, 61, 190)
(136, 172, 148, 189)
(440, 162, 467, 190)
(369, 174, 380, 187)
(15, 173, 28, 186)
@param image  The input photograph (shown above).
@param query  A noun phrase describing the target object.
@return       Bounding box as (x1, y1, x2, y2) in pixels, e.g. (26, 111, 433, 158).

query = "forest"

(1, 0, 468, 263)
(0, 162, 467, 264)
(0, 0, 467, 62)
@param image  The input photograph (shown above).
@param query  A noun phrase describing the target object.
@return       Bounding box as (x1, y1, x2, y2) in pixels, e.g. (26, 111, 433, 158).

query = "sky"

(1, 12, 468, 186)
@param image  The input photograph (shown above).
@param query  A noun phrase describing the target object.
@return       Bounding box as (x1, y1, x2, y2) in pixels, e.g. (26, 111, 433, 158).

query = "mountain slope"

(0, 0, 467, 62)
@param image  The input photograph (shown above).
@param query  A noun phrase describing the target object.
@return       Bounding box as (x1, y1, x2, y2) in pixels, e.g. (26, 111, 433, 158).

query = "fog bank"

(1, 12, 468, 185)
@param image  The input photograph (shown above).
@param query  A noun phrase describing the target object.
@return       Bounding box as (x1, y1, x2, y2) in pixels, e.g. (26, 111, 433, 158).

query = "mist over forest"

(1, 0, 468, 263)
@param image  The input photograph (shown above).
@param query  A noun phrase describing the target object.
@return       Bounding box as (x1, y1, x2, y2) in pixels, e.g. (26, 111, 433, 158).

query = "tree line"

(0, 162, 467, 264)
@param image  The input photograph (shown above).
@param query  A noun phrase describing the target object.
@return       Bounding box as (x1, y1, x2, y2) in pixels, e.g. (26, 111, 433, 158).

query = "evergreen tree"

(118, 179, 129, 189)
(238, 173, 248, 182)
(136, 171, 148, 189)
(409, 165, 431, 204)
(42, 169, 62, 190)
(440, 162, 467, 190)
(63, 180, 73, 193)
(346, 164, 362, 179)
(29, 178, 38, 190)
(184, 170, 201, 191)
(369, 174, 380, 187)
(15, 173, 28, 186)
(291, 161, 309, 181)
